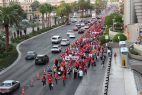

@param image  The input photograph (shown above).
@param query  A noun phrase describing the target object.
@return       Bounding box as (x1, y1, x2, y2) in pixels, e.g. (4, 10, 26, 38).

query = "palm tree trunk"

(42, 14, 44, 29)
(4, 24, 9, 50)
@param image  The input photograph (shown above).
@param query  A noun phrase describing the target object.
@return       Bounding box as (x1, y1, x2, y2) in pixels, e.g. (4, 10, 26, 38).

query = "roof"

(27, 51, 35, 53)
(52, 45, 59, 48)
(3, 80, 14, 83)
(37, 55, 44, 57)
(62, 39, 68, 41)
(52, 35, 60, 38)
(120, 47, 128, 53)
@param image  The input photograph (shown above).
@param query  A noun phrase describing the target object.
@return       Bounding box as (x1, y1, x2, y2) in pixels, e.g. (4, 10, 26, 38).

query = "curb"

(0, 25, 65, 75)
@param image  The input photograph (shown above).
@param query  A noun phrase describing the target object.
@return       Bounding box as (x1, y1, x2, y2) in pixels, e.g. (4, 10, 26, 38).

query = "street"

(0, 20, 107, 95)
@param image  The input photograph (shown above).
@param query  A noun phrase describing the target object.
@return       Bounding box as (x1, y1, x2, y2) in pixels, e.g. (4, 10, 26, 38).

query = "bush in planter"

(112, 33, 127, 42)
(99, 35, 110, 45)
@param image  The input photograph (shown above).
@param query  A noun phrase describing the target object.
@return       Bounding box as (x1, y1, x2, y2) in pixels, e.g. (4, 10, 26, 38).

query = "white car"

(69, 33, 75, 38)
(66, 30, 73, 36)
(0, 80, 20, 94)
(80, 23, 85, 27)
(51, 35, 62, 44)
(51, 45, 62, 53)
(61, 39, 70, 46)
(84, 25, 89, 29)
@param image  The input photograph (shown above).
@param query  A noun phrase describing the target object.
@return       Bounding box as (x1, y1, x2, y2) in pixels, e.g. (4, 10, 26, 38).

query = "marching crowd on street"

(40, 18, 109, 91)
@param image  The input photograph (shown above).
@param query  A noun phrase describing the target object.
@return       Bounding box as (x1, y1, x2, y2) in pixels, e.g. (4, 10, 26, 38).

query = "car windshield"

(27, 52, 34, 55)
(2, 83, 12, 86)
(52, 37, 57, 40)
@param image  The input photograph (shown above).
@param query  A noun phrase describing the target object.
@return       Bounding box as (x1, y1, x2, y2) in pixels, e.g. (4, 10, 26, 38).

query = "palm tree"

(0, 6, 22, 50)
(39, 4, 47, 29)
(56, 1, 72, 24)
(78, 0, 86, 17)
(46, 4, 53, 27)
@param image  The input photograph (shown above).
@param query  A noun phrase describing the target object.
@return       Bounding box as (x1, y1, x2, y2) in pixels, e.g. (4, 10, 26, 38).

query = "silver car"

(51, 45, 62, 53)
(0, 80, 20, 94)
(61, 39, 70, 46)
(25, 51, 37, 60)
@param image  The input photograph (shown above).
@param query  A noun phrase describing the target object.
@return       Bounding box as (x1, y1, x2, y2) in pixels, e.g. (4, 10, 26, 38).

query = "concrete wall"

(133, 44, 142, 56)
(129, 52, 142, 61)
(127, 23, 140, 42)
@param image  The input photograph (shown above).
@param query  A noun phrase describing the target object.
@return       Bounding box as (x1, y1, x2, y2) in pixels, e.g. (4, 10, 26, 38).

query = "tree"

(20, 19, 31, 35)
(70, 1, 79, 12)
(78, 0, 86, 17)
(30, 1, 40, 12)
(112, 33, 127, 42)
(44, 3, 53, 27)
(39, 4, 47, 28)
(105, 12, 123, 28)
(95, 0, 106, 15)
(0, 6, 22, 50)
(56, 1, 72, 24)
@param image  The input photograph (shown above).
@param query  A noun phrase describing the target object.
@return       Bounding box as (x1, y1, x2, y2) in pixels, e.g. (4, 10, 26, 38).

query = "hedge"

(112, 33, 127, 42)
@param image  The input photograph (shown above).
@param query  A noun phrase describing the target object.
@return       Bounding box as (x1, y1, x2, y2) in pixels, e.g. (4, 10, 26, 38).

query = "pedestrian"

(41, 75, 46, 86)
(84, 65, 87, 75)
(54, 72, 58, 84)
(78, 69, 83, 79)
(62, 73, 66, 86)
(73, 68, 78, 79)
(67, 67, 72, 78)
(48, 77, 53, 90)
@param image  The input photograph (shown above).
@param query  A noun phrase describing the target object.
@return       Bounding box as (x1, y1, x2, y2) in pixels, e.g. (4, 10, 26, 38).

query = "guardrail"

(102, 48, 112, 95)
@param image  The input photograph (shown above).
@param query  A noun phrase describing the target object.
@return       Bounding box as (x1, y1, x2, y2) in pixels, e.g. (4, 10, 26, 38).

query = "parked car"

(69, 33, 75, 38)
(61, 39, 70, 46)
(25, 51, 37, 60)
(51, 35, 62, 44)
(35, 54, 49, 65)
(0, 80, 20, 94)
(51, 45, 62, 53)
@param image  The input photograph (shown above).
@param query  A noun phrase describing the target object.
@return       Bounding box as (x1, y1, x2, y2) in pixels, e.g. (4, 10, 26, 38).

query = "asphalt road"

(0, 23, 82, 95)
(0, 20, 107, 95)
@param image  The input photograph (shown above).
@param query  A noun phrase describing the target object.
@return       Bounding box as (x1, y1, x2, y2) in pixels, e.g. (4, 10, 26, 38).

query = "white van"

(51, 35, 62, 44)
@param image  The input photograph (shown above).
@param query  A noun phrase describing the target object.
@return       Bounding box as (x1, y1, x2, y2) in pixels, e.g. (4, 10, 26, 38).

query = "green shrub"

(112, 33, 127, 42)
(99, 35, 110, 45)
(0, 45, 18, 70)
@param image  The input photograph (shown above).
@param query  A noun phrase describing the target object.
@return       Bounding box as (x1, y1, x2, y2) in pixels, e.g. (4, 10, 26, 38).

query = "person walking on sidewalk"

(114, 51, 117, 63)
(62, 73, 66, 86)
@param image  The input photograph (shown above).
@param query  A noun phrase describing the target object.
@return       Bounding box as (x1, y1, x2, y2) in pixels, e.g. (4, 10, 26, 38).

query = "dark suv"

(35, 55, 49, 65)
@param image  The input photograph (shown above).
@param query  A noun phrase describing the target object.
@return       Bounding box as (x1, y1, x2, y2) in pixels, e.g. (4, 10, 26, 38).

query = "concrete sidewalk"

(108, 48, 137, 95)
(74, 59, 107, 95)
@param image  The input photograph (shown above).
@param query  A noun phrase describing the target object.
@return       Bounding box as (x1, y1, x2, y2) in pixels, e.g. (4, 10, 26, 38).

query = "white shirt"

(79, 70, 83, 77)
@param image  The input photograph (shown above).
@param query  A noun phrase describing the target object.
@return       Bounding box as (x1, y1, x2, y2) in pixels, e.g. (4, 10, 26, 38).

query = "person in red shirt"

(48, 77, 53, 90)
(42, 75, 46, 86)
(54, 72, 58, 84)
(62, 73, 66, 86)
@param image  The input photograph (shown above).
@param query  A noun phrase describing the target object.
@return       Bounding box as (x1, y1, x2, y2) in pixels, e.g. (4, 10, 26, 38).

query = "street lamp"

(112, 19, 115, 31)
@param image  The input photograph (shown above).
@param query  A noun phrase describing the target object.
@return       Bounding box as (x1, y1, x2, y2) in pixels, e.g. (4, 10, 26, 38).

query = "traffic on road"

(0, 17, 106, 95)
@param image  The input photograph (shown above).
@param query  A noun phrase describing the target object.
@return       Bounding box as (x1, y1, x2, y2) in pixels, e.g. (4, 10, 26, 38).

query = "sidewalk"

(74, 59, 107, 95)
(108, 48, 137, 95)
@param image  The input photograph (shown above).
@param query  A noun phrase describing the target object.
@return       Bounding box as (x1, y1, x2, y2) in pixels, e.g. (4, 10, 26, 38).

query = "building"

(0, 0, 19, 7)
(124, 0, 142, 42)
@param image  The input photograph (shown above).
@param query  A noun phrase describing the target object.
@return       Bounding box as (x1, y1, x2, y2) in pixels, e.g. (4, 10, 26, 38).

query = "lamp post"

(112, 19, 115, 31)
